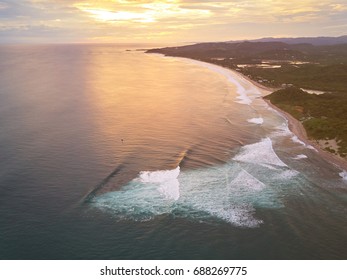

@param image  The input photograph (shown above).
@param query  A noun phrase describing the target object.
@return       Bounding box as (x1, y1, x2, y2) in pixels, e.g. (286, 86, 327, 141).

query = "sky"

(0, 0, 347, 44)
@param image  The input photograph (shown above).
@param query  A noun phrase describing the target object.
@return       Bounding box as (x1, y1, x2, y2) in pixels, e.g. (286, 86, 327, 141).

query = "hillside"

(146, 41, 347, 65)
(227, 35, 347, 46)
(265, 87, 347, 158)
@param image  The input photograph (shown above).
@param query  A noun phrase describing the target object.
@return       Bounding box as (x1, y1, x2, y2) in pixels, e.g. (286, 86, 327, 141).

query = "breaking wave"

(230, 169, 265, 191)
(339, 170, 347, 181)
(89, 138, 301, 228)
(293, 154, 308, 160)
(291, 136, 317, 151)
(233, 137, 287, 168)
(291, 135, 306, 146)
(139, 167, 180, 200)
(247, 117, 264, 125)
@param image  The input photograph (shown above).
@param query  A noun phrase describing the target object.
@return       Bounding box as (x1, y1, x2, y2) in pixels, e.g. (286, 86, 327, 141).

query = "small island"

(147, 37, 347, 165)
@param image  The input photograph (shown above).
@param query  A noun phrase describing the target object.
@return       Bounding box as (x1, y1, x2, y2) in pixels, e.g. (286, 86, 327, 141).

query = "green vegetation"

(265, 87, 347, 157)
(239, 64, 347, 92)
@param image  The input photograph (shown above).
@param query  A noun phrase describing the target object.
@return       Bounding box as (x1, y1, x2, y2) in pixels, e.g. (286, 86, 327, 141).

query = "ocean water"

(0, 44, 346, 259)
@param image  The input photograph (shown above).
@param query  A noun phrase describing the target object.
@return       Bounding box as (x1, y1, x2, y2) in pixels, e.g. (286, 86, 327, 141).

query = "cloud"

(0, 0, 346, 43)
(74, 1, 211, 24)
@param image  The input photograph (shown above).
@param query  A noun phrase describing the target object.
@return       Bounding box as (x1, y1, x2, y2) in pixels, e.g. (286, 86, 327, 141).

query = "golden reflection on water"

(82, 48, 250, 172)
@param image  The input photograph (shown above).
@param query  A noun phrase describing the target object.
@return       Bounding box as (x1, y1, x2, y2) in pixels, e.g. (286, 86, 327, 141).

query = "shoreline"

(235, 69, 347, 172)
(226, 63, 347, 172)
(210, 63, 347, 172)
(263, 98, 347, 171)
(232, 70, 280, 93)
(153, 53, 347, 172)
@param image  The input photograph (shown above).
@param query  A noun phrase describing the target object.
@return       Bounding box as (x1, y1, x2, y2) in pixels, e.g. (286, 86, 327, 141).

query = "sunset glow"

(80, 9, 156, 23)
(0, 0, 346, 43)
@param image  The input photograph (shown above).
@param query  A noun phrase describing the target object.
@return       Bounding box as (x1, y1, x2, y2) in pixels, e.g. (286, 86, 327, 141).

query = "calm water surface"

(0, 44, 346, 259)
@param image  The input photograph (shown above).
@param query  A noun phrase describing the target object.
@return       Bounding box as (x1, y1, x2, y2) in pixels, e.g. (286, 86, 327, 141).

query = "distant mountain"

(227, 36, 347, 46)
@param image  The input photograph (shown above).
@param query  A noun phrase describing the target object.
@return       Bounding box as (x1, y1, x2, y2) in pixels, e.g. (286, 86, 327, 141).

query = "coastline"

(228, 63, 347, 172)
(263, 98, 347, 171)
(152, 53, 347, 172)
(232, 70, 280, 93)
(203, 59, 347, 172)
(210, 63, 347, 172)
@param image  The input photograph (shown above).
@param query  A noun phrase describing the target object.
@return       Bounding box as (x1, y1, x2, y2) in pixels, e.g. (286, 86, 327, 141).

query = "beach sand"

(164, 54, 347, 172)
(263, 98, 347, 171)
(207, 63, 347, 172)
(223, 66, 347, 172)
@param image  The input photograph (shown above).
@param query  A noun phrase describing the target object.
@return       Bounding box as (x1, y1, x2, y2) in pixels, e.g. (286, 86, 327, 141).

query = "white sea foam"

(291, 135, 306, 146)
(307, 145, 318, 151)
(139, 167, 180, 183)
(293, 154, 308, 160)
(92, 167, 181, 221)
(233, 137, 287, 167)
(198, 203, 262, 228)
(91, 137, 307, 228)
(91, 155, 305, 227)
(339, 170, 347, 181)
(177, 167, 264, 227)
(265, 104, 281, 114)
(138, 167, 180, 200)
(91, 164, 269, 227)
(274, 169, 299, 180)
(291, 136, 317, 152)
(271, 122, 292, 138)
(247, 117, 264, 125)
(230, 169, 265, 191)
(229, 77, 253, 105)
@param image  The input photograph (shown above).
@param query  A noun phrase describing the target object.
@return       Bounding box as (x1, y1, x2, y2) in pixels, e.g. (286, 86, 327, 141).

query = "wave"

(307, 145, 318, 151)
(273, 125, 317, 152)
(175, 148, 190, 167)
(291, 136, 317, 151)
(83, 165, 124, 202)
(90, 167, 181, 221)
(90, 138, 301, 227)
(138, 167, 180, 200)
(90, 164, 265, 227)
(339, 170, 347, 181)
(274, 169, 299, 180)
(268, 122, 292, 140)
(233, 137, 287, 168)
(291, 135, 306, 146)
(293, 154, 308, 160)
(247, 117, 264, 125)
(230, 169, 265, 191)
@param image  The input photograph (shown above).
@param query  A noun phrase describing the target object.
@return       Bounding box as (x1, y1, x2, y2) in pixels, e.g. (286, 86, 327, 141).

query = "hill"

(227, 35, 347, 46)
(146, 41, 347, 91)
(146, 41, 347, 65)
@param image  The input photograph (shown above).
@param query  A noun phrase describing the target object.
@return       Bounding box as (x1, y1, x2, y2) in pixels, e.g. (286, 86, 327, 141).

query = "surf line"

(83, 164, 124, 203)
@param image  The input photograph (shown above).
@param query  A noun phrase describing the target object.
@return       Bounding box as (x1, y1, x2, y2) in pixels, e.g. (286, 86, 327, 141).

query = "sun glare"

(82, 8, 155, 23)
(75, 1, 210, 25)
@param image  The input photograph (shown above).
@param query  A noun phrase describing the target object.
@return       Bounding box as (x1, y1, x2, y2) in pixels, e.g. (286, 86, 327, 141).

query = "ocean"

(0, 44, 346, 259)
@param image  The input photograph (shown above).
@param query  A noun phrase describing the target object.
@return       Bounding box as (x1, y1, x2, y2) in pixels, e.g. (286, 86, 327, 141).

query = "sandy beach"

(206, 60, 347, 172)
(164, 55, 347, 173)
(263, 96, 347, 171)
(222, 66, 347, 172)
